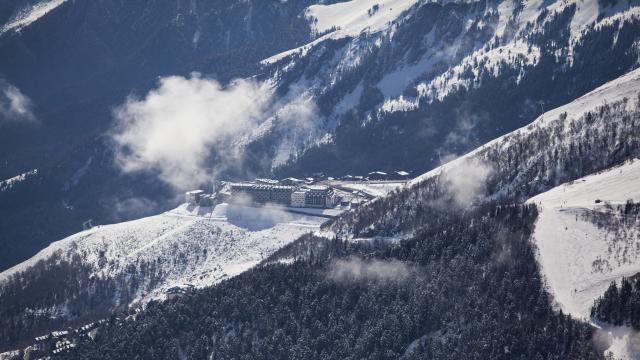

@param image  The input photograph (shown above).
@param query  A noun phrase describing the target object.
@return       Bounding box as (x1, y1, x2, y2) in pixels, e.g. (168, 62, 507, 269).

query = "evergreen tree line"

(592, 274, 640, 330)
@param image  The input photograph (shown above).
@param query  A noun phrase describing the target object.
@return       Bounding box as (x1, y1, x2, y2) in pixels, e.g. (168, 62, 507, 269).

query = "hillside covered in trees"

(56, 204, 604, 360)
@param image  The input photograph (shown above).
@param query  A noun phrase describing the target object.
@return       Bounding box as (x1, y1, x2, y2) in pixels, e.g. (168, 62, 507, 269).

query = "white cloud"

(111, 74, 272, 190)
(440, 158, 493, 207)
(327, 256, 415, 283)
(0, 81, 36, 124)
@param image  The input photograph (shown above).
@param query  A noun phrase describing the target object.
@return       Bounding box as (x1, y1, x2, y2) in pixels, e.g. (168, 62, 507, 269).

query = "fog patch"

(108, 197, 161, 222)
(270, 94, 318, 167)
(443, 116, 477, 149)
(226, 193, 293, 231)
(327, 256, 416, 283)
(492, 228, 516, 266)
(0, 80, 36, 124)
(110, 73, 272, 190)
(592, 325, 640, 359)
(440, 157, 493, 207)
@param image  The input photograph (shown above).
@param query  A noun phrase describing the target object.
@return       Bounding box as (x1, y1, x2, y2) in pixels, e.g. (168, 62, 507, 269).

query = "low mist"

(326, 256, 417, 283)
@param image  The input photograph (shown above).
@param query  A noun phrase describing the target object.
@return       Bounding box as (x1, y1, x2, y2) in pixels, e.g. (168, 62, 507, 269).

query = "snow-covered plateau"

(0, 203, 327, 305)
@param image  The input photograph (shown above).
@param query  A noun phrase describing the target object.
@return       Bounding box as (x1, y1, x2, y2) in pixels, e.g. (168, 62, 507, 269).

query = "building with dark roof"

(305, 186, 337, 208)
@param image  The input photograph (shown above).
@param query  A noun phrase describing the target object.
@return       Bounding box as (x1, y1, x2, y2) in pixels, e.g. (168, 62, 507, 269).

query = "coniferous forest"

(61, 204, 603, 360)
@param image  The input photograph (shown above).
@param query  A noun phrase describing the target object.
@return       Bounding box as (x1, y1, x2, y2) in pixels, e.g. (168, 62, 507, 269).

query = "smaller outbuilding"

(394, 170, 410, 180)
(367, 171, 388, 180)
(281, 177, 304, 186)
(255, 178, 279, 185)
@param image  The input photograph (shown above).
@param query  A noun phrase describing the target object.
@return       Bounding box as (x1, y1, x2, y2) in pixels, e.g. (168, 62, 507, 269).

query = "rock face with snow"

(0, 0, 68, 34)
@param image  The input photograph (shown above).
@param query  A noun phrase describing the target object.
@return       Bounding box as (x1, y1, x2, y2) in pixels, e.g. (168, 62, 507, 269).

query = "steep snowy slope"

(263, 0, 418, 64)
(527, 159, 640, 359)
(323, 68, 640, 357)
(528, 160, 640, 319)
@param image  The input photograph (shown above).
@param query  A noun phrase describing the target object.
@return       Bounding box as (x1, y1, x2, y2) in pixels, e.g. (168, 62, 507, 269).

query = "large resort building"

(229, 182, 337, 208)
(229, 183, 295, 205)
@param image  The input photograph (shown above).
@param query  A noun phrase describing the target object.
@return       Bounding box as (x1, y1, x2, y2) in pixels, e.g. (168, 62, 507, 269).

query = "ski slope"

(393, 67, 640, 359)
(0, 203, 326, 304)
(527, 159, 640, 360)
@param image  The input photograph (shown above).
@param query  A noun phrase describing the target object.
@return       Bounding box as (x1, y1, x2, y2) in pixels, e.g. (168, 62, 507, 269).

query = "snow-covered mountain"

(258, 0, 640, 173)
(1, 0, 639, 277)
(3, 60, 638, 355)
(1, 203, 325, 302)
(326, 65, 640, 358)
(2, 1, 640, 358)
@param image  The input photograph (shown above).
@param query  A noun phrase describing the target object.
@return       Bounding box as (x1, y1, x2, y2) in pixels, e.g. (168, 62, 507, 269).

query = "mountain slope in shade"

(410, 66, 640, 186)
(527, 159, 640, 360)
(261, 0, 640, 173)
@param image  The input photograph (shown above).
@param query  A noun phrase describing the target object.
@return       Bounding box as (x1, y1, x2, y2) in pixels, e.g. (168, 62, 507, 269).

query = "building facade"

(291, 190, 307, 207)
(305, 186, 337, 208)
